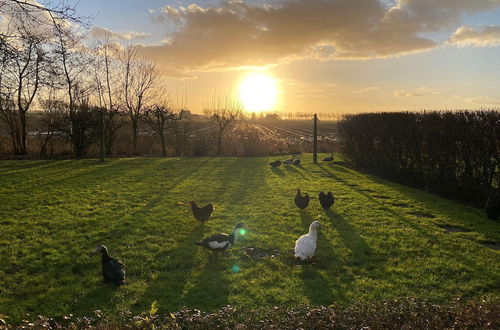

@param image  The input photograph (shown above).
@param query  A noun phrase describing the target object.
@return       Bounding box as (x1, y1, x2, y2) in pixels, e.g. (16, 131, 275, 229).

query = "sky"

(76, 0, 500, 114)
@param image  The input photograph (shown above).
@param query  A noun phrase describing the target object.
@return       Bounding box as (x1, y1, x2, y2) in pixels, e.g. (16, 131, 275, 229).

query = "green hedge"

(338, 111, 499, 206)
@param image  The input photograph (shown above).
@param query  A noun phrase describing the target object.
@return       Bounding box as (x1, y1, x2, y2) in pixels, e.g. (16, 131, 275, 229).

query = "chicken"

(190, 201, 214, 223)
(319, 191, 334, 209)
(294, 189, 310, 209)
(295, 221, 321, 260)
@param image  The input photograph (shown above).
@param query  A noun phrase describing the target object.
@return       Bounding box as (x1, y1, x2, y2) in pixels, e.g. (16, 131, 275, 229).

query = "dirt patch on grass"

(245, 247, 280, 259)
(409, 211, 435, 218)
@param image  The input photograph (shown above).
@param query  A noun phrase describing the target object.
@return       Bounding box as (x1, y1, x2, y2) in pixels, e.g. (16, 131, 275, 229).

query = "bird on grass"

(190, 201, 214, 223)
(283, 154, 295, 165)
(319, 191, 334, 209)
(294, 189, 310, 209)
(194, 222, 247, 253)
(322, 153, 334, 162)
(292, 155, 300, 166)
(93, 245, 125, 284)
(269, 160, 282, 167)
(295, 221, 321, 261)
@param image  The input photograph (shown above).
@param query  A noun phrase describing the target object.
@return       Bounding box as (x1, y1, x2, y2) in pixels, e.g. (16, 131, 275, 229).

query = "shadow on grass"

(299, 266, 336, 305)
(297, 215, 348, 305)
(179, 254, 232, 310)
(295, 164, 314, 179)
(300, 210, 313, 227)
(271, 166, 285, 177)
(324, 209, 376, 269)
(283, 165, 307, 179)
(317, 162, 497, 286)
(133, 225, 209, 313)
(0, 159, 72, 175)
(72, 281, 122, 316)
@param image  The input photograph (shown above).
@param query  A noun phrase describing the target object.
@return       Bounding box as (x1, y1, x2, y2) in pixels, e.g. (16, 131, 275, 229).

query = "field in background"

(1, 118, 340, 158)
(0, 155, 498, 323)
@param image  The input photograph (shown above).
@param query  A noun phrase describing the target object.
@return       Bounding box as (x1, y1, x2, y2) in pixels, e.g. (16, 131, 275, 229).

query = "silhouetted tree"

(121, 45, 160, 154)
(204, 93, 242, 155)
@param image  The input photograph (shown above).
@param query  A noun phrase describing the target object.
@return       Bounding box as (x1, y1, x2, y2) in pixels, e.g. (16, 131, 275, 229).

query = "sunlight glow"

(239, 72, 278, 112)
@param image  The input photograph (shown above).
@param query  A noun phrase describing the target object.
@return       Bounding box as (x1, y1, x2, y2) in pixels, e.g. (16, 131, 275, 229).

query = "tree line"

(338, 110, 500, 207)
(0, 1, 248, 159)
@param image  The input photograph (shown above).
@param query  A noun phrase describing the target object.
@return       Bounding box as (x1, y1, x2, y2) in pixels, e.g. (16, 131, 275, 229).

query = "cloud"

(352, 86, 380, 94)
(140, 0, 500, 75)
(90, 26, 151, 41)
(0, 0, 54, 37)
(394, 87, 440, 97)
(448, 25, 500, 47)
(464, 95, 500, 105)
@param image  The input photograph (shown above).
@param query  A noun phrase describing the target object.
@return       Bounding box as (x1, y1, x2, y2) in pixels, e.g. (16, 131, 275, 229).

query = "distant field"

(0, 155, 499, 323)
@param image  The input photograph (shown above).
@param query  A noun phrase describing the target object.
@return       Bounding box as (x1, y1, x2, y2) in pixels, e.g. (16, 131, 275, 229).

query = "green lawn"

(0, 155, 498, 323)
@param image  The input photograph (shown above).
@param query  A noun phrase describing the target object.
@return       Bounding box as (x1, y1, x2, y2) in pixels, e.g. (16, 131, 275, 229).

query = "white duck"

(294, 221, 321, 260)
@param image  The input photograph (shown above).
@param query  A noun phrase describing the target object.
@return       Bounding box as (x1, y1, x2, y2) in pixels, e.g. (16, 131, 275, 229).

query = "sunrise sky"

(78, 0, 500, 114)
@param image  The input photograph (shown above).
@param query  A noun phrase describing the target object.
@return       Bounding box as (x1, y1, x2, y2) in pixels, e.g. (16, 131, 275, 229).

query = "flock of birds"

(93, 154, 337, 284)
(270, 153, 334, 167)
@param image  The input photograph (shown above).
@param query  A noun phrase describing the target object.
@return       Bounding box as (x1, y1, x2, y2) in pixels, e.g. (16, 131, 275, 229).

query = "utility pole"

(313, 113, 318, 163)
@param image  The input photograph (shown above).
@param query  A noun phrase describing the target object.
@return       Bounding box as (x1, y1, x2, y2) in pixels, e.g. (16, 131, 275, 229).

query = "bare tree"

(52, 19, 99, 157)
(12, 31, 46, 154)
(172, 109, 191, 156)
(141, 104, 175, 157)
(38, 88, 65, 157)
(0, 20, 48, 155)
(0, 0, 85, 39)
(0, 40, 20, 154)
(204, 92, 242, 155)
(121, 45, 160, 154)
(91, 31, 123, 156)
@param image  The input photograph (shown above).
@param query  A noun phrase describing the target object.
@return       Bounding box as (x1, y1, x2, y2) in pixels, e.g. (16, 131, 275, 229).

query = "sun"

(239, 72, 278, 112)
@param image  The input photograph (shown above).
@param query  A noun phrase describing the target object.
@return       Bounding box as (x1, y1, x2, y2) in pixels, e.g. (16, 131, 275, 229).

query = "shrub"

(338, 111, 500, 207)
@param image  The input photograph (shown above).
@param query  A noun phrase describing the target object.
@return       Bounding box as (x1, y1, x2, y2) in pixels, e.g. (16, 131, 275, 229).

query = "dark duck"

(294, 189, 310, 209)
(322, 153, 334, 162)
(269, 160, 282, 167)
(93, 245, 125, 284)
(194, 222, 247, 252)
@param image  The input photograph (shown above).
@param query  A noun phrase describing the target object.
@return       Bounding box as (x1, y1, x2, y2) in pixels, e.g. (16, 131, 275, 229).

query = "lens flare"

(232, 265, 240, 273)
(239, 228, 247, 235)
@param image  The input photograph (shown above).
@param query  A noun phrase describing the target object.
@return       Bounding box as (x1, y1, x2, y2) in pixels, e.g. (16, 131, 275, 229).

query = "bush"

(338, 111, 500, 207)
